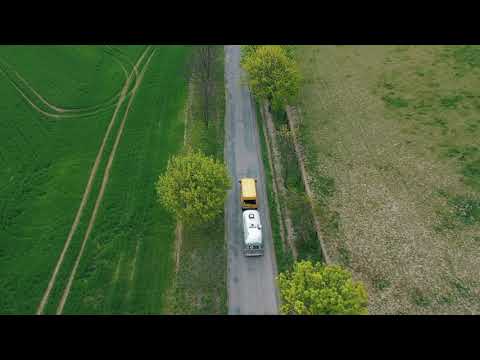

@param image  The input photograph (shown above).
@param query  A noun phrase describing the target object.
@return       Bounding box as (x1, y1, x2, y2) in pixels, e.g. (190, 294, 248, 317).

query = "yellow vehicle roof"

(241, 178, 257, 198)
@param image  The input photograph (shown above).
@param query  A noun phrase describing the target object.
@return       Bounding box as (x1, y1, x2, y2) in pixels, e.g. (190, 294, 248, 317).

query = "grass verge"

(269, 108, 322, 262)
(164, 46, 227, 314)
(256, 103, 294, 273)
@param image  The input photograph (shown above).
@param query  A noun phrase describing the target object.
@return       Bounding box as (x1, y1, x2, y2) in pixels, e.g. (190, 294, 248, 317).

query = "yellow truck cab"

(239, 178, 258, 210)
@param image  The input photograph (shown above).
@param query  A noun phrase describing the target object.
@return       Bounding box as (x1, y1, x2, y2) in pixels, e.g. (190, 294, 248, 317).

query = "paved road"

(224, 45, 279, 315)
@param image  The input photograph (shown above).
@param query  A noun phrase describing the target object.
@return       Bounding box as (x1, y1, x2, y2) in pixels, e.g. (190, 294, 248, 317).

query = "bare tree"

(192, 46, 218, 127)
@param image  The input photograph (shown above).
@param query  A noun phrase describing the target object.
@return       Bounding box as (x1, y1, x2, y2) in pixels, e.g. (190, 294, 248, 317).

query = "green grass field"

(295, 45, 480, 314)
(0, 45, 192, 314)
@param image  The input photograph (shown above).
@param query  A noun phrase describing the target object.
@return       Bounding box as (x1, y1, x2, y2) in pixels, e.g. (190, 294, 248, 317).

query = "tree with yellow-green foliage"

(241, 45, 295, 63)
(156, 151, 231, 225)
(279, 45, 295, 60)
(240, 45, 261, 66)
(241, 45, 300, 111)
(277, 260, 368, 315)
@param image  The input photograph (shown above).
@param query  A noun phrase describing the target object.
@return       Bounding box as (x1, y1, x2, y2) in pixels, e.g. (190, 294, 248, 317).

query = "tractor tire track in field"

(55, 49, 157, 314)
(0, 68, 119, 119)
(0, 48, 132, 114)
(104, 46, 139, 79)
(0, 66, 134, 119)
(36, 46, 153, 315)
(0, 47, 140, 119)
(5, 47, 130, 114)
(12, 57, 128, 113)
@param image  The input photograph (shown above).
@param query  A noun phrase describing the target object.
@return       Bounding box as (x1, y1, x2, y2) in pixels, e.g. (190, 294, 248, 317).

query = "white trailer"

(242, 210, 263, 256)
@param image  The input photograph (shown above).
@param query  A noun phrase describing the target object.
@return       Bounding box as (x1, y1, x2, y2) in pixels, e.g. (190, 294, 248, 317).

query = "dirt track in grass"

(55, 49, 156, 314)
(36, 46, 153, 315)
(0, 47, 138, 119)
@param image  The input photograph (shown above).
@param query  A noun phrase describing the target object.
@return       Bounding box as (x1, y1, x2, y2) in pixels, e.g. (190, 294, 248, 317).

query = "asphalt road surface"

(224, 45, 279, 315)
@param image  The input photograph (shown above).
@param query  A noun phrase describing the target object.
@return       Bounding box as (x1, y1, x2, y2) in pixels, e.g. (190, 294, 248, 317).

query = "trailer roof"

(240, 178, 256, 198)
(243, 210, 262, 244)
(243, 210, 260, 226)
